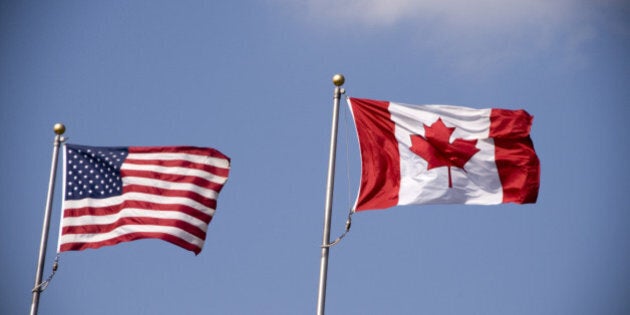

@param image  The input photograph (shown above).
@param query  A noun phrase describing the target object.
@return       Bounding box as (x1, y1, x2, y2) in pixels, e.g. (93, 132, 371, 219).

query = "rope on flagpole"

(321, 210, 353, 248)
(31, 254, 60, 293)
(322, 95, 354, 249)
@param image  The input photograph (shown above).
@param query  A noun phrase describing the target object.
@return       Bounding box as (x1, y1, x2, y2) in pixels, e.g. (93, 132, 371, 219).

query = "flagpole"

(317, 74, 345, 315)
(30, 123, 65, 315)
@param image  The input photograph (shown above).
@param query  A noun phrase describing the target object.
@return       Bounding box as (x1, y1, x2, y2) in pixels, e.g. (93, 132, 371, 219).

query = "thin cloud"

(287, 0, 578, 30)
(276, 0, 605, 74)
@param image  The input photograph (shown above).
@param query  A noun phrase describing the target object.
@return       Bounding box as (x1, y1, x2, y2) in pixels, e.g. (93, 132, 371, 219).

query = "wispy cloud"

(276, 0, 611, 74)
(297, 0, 574, 28)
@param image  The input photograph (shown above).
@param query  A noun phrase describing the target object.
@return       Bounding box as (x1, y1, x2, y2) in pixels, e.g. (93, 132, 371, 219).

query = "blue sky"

(2, 1, 629, 314)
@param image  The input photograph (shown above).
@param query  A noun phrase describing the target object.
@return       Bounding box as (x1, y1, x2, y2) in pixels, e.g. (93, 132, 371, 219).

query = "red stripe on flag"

(63, 200, 213, 223)
(490, 109, 540, 203)
(123, 184, 218, 210)
(488, 109, 532, 138)
(128, 146, 230, 161)
(59, 232, 203, 255)
(62, 217, 207, 240)
(124, 158, 230, 177)
(120, 169, 226, 193)
(349, 98, 401, 211)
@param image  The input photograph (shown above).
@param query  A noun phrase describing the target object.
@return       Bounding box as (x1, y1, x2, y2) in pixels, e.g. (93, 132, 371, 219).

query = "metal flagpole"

(30, 123, 65, 315)
(317, 74, 345, 315)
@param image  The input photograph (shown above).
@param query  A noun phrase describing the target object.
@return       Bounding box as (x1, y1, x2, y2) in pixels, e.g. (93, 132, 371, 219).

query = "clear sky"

(2, 1, 629, 314)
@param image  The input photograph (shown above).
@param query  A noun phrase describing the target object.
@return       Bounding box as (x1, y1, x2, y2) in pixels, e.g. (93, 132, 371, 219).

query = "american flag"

(58, 144, 230, 255)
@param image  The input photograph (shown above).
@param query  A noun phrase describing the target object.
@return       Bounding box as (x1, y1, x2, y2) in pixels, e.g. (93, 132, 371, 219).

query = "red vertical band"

(490, 109, 540, 203)
(349, 98, 401, 211)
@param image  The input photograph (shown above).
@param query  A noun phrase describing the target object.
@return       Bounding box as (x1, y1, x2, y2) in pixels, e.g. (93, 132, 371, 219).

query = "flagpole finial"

(332, 74, 345, 87)
(53, 123, 65, 135)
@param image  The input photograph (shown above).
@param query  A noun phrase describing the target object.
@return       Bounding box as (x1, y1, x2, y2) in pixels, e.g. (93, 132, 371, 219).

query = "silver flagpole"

(30, 123, 65, 315)
(317, 74, 345, 315)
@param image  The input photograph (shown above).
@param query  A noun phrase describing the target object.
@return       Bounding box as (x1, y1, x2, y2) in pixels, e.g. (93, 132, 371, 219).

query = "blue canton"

(65, 144, 129, 200)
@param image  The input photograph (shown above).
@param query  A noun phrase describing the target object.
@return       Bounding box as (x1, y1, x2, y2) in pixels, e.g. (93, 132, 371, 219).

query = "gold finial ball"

(332, 74, 345, 87)
(53, 123, 66, 135)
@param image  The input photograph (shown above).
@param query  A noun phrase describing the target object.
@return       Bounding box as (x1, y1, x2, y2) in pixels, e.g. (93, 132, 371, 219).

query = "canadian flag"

(347, 97, 540, 211)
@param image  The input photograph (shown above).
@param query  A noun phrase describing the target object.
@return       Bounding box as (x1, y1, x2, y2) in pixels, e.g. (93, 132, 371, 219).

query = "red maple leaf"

(409, 118, 480, 188)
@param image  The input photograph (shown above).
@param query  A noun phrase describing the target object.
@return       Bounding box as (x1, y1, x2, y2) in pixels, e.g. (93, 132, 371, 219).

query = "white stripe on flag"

(59, 225, 205, 248)
(64, 192, 216, 216)
(120, 163, 228, 183)
(61, 208, 209, 231)
(122, 176, 220, 199)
